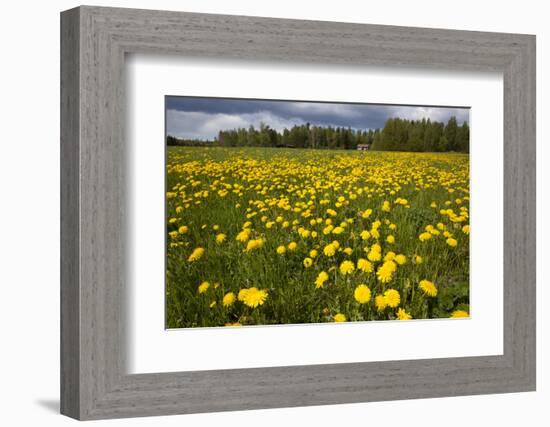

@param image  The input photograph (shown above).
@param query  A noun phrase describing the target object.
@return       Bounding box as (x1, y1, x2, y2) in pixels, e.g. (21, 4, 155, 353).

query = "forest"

(166, 116, 469, 153)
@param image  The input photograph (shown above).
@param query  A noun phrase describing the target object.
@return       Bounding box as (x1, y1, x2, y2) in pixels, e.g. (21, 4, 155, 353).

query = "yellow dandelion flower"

(241, 287, 268, 308)
(323, 225, 334, 235)
(357, 258, 373, 273)
(323, 243, 336, 257)
(245, 238, 264, 252)
(215, 233, 226, 243)
(188, 247, 205, 262)
(339, 260, 355, 275)
(386, 235, 395, 244)
(354, 284, 371, 304)
(361, 209, 372, 218)
(297, 228, 308, 238)
(395, 254, 407, 265)
(236, 229, 250, 242)
(367, 248, 382, 262)
(287, 241, 297, 251)
(178, 225, 189, 234)
(462, 225, 470, 235)
(451, 310, 469, 318)
(446, 237, 458, 247)
(238, 288, 249, 301)
(384, 251, 396, 262)
(360, 230, 371, 240)
(303, 257, 313, 268)
(376, 260, 397, 283)
(383, 289, 401, 308)
(419, 232, 432, 242)
(332, 226, 344, 235)
(375, 295, 387, 311)
(197, 281, 210, 294)
(309, 249, 318, 258)
(419, 280, 438, 297)
(333, 313, 347, 322)
(222, 292, 236, 307)
(276, 245, 286, 255)
(414, 255, 423, 264)
(315, 271, 329, 288)
(397, 308, 412, 320)
(344, 247, 353, 255)
(168, 231, 178, 239)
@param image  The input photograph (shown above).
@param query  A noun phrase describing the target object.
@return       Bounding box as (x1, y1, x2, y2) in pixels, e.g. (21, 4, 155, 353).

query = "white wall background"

(0, 0, 546, 425)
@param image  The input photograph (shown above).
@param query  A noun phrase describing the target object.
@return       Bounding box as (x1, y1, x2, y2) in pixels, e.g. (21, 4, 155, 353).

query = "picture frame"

(60, 5, 536, 420)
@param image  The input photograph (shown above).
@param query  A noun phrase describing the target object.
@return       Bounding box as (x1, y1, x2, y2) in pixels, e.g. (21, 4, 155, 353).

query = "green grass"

(165, 146, 470, 328)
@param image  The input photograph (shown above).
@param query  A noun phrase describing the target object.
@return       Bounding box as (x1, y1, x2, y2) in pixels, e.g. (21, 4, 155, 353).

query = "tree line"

(167, 116, 469, 153)
(372, 116, 469, 153)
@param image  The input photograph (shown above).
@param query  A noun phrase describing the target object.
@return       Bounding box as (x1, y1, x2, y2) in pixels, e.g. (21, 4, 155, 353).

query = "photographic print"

(165, 97, 470, 328)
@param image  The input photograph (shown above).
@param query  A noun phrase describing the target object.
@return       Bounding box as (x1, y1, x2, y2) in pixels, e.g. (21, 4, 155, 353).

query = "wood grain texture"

(60, 5, 536, 420)
(60, 7, 80, 419)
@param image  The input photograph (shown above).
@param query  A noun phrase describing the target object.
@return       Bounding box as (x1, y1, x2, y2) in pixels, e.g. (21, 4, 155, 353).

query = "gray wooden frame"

(60, 5, 536, 420)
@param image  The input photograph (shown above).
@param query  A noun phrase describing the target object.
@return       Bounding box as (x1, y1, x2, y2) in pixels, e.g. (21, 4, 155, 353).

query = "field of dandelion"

(166, 146, 470, 328)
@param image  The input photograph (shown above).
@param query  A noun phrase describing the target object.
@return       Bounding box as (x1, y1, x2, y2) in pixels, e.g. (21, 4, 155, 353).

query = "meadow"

(165, 146, 470, 328)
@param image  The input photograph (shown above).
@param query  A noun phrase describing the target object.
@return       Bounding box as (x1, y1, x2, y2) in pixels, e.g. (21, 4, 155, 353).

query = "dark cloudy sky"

(166, 96, 470, 140)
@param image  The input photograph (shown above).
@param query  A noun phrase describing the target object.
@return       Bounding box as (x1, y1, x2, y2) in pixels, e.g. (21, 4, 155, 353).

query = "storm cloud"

(166, 96, 469, 140)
